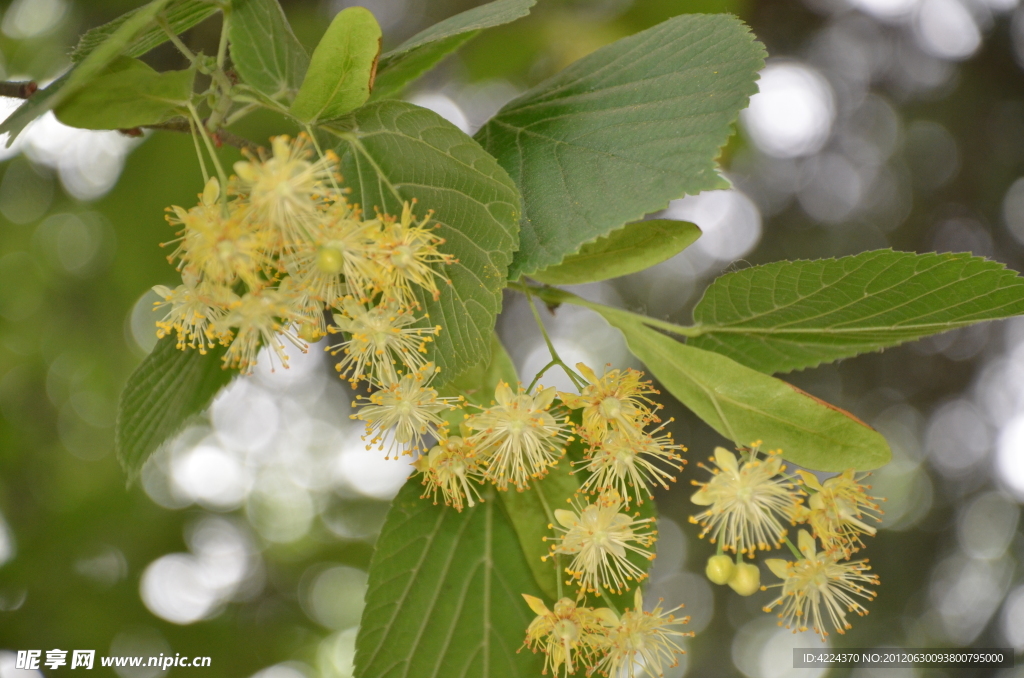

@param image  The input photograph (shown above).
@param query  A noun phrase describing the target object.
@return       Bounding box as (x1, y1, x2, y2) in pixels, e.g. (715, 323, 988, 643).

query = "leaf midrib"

(699, 255, 1024, 331)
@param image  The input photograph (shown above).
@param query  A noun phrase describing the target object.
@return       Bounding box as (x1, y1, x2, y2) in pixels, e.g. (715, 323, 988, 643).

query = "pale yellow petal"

(714, 447, 739, 474)
(522, 594, 550, 616)
(554, 509, 579, 529)
(233, 161, 256, 182)
(494, 380, 514, 406)
(576, 362, 598, 384)
(796, 469, 822, 491)
(593, 607, 619, 626)
(690, 486, 713, 506)
(798, 529, 816, 558)
(534, 386, 557, 410)
(765, 558, 790, 579)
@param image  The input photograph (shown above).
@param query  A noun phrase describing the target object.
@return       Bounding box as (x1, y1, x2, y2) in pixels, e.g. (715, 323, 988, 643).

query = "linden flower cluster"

(444, 364, 684, 677)
(415, 364, 685, 586)
(521, 590, 693, 678)
(153, 134, 453, 377)
(690, 444, 883, 641)
(408, 362, 692, 676)
(538, 365, 686, 597)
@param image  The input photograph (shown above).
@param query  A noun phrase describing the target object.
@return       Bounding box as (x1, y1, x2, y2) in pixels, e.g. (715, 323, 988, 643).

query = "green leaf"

(322, 101, 520, 386)
(115, 336, 235, 482)
(55, 57, 194, 130)
(438, 332, 517, 407)
(71, 0, 220, 63)
(690, 249, 1024, 374)
(371, 0, 536, 100)
(354, 481, 545, 678)
(476, 13, 765, 279)
(0, 0, 174, 146)
(531, 220, 701, 286)
(497, 458, 578, 601)
(598, 314, 890, 472)
(290, 7, 382, 123)
(372, 34, 476, 102)
(229, 0, 309, 100)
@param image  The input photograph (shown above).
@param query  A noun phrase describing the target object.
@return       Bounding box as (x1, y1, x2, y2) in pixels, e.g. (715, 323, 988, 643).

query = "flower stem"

(532, 480, 564, 600)
(304, 124, 342, 193)
(188, 102, 229, 211)
(224, 103, 258, 126)
(158, 17, 197, 62)
(527, 359, 558, 392)
(513, 282, 703, 339)
(216, 6, 231, 72)
(784, 537, 803, 560)
(524, 291, 587, 391)
(187, 116, 209, 184)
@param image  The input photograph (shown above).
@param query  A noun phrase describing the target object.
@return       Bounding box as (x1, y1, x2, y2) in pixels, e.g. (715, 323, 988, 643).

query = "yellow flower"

(559, 363, 660, 442)
(574, 426, 685, 506)
(414, 435, 485, 512)
(215, 288, 307, 372)
(232, 134, 337, 250)
(592, 589, 692, 678)
(793, 469, 883, 557)
(282, 243, 349, 308)
(328, 297, 439, 386)
(285, 202, 382, 304)
(520, 595, 615, 677)
(548, 491, 657, 594)
(690, 446, 801, 555)
(763, 530, 879, 642)
(465, 381, 573, 491)
(352, 363, 460, 457)
(153, 273, 234, 354)
(373, 201, 454, 307)
(164, 178, 270, 289)
(276, 276, 329, 342)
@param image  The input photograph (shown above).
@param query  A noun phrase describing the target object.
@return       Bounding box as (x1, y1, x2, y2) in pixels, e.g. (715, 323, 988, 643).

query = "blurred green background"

(2, 0, 1024, 677)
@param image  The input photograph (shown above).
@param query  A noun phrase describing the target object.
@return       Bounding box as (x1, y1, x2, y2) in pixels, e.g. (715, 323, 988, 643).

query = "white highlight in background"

(741, 62, 835, 159)
(663, 189, 762, 263)
(408, 93, 469, 134)
(997, 414, 1024, 500)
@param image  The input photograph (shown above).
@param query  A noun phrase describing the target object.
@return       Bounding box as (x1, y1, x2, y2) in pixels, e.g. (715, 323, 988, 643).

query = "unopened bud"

(705, 554, 735, 585)
(316, 246, 345, 274)
(728, 562, 761, 596)
(298, 324, 321, 343)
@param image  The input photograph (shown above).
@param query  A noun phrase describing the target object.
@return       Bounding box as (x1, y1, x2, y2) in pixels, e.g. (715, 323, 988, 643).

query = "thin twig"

(0, 81, 37, 99)
(126, 117, 262, 153)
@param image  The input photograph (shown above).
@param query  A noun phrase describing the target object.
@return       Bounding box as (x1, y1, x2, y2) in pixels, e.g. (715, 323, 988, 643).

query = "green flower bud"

(728, 562, 761, 596)
(705, 554, 735, 585)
